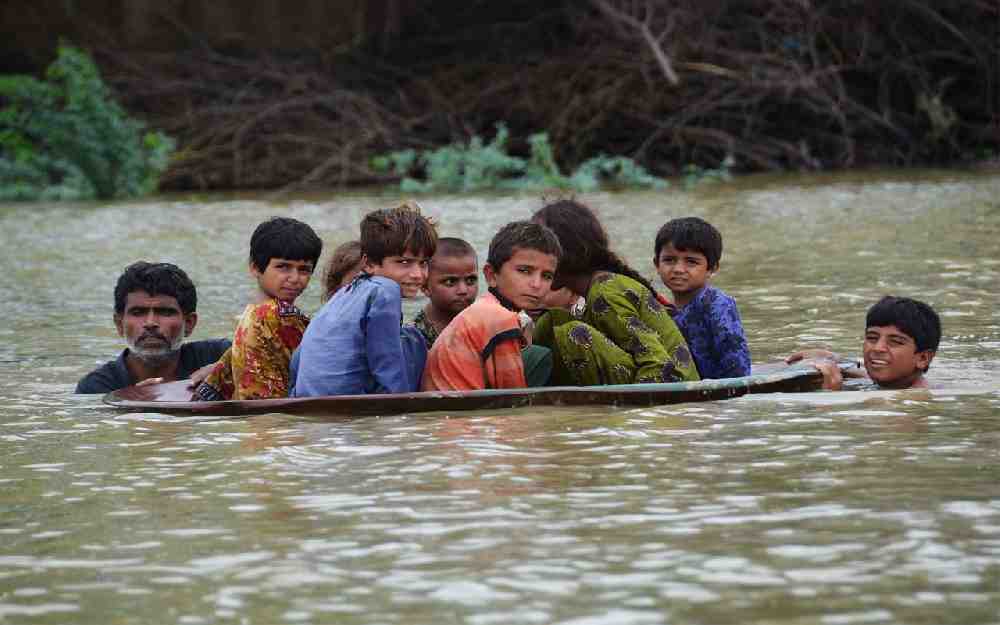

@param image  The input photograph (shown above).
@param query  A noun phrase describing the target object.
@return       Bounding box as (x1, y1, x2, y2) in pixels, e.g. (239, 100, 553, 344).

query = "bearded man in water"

(76, 262, 230, 394)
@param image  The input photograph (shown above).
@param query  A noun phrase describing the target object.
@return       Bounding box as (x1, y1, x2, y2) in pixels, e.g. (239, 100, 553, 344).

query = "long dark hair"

(532, 199, 658, 295)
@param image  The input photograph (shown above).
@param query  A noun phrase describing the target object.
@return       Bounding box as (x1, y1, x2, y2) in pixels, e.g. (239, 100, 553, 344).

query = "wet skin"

(863, 324, 933, 388)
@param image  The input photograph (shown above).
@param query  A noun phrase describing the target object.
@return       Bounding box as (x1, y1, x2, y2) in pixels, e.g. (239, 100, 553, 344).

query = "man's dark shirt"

(75, 339, 231, 394)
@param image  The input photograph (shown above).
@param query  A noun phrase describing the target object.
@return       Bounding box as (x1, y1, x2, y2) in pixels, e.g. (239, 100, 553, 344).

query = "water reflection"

(1, 171, 999, 623)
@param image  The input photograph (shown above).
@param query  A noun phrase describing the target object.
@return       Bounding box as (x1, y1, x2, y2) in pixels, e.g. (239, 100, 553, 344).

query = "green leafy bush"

(373, 123, 667, 193)
(0, 45, 174, 201)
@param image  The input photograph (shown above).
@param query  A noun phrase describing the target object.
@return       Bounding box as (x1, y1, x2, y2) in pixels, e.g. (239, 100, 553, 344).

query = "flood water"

(1, 170, 999, 624)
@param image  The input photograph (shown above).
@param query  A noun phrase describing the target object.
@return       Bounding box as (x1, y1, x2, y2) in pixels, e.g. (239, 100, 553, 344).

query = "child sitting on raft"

(412, 237, 480, 346)
(194, 217, 322, 400)
(292, 201, 436, 397)
(654, 217, 751, 379)
(531, 199, 700, 385)
(422, 221, 561, 391)
(786, 296, 941, 390)
(322, 240, 363, 301)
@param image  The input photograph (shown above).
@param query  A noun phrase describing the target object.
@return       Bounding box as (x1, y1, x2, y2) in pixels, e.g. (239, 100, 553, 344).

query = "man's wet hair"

(322, 240, 362, 301)
(866, 296, 942, 353)
(249, 217, 323, 273)
(654, 217, 723, 270)
(114, 262, 197, 315)
(434, 237, 477, 262)
(360, 200, 438, 265)
(487, 221, 562, 271)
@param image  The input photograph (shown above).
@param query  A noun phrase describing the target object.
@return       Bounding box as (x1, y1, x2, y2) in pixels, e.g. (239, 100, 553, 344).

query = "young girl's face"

(655, 243, 712, 297)
(252, 257, 314, 302)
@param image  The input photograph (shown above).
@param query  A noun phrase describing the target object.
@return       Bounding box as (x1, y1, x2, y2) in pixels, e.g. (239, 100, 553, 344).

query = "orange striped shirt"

(421, 292, 527, 391)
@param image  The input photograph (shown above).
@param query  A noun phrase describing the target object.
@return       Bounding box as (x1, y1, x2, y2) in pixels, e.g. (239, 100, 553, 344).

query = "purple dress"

(672, 285, 751, 379)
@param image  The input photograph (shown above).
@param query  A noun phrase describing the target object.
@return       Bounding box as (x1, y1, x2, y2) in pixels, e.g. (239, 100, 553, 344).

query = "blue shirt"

(672, 285, 751, 379)
(291, 274, 426, 397)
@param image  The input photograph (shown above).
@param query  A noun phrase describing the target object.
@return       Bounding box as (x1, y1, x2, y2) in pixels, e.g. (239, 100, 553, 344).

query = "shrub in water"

(373, 123, 667, 193)
(0, 45, 174, 201)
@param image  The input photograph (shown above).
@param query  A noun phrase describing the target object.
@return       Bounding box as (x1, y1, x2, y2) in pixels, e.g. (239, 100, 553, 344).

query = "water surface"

(1, 170, 999, 624)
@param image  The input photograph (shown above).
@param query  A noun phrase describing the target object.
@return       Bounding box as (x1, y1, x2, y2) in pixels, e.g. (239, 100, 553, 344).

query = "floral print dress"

(195, 299, 309, 400)
(533, 272, 700, 386)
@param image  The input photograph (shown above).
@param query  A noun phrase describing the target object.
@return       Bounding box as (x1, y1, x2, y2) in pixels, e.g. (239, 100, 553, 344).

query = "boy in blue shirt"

(653, 217, 751, 379)
(292, 201, 437, 397)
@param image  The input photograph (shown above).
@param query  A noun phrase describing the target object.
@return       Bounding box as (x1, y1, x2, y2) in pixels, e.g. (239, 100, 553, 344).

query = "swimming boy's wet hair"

(249, 217, 323, 273)
(487, 221, 562, 271)
(114, 261, 197, 315)
(434, 237, 477, 263)
(866, 296, 942, 354)
(532, 199, 657, 294)
(654, 217, 723, 270)
(322, 240, 362, 301)
(360, 200, 438, 265)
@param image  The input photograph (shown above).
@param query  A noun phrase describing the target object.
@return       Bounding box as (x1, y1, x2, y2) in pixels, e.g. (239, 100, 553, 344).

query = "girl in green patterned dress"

(531, 200, 700, 386)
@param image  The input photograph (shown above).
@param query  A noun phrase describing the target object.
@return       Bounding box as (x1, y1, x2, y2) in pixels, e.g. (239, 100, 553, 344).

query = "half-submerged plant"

(0, 44, 175, 201)
(373, 123, 667, 193)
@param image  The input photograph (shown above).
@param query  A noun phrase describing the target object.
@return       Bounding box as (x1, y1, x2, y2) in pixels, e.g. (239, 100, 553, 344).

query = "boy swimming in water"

(786, 296, 941, 390)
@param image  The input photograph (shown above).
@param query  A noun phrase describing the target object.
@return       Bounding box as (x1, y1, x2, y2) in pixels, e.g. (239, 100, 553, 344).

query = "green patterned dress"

(533, 272, 700, 386)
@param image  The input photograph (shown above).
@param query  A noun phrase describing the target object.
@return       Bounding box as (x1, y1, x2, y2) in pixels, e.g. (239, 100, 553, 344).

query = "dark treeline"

(14, 0, 999, 191)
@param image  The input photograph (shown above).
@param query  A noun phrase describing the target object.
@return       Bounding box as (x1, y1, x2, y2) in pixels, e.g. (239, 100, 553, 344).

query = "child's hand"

(811, 359, 843, 391)
(186, 363, 215, 390)
(785, 348, 838, 364)
(136, 377, 164, 387)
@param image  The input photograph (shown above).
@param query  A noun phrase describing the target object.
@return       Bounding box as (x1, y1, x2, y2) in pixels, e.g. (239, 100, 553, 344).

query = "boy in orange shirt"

(422, 221, 562, 391)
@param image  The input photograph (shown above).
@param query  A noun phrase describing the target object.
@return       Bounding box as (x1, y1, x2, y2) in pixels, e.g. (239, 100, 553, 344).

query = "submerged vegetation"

(372, 124, 667, 192)
(0, 45, 173, 201)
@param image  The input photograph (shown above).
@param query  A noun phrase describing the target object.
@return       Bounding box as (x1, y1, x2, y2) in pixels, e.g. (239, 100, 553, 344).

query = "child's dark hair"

(114, 261, 197, 315)
(532, 199, 657, 294)
(654, 217, 723, 270)
(487, 221, 562, 270)
(360, 200, 438, 265)
(322, 240, 362, 301)
(866, 296, 942, 354)
(434, 237, 477, 262)
(249, 217, 323, 272)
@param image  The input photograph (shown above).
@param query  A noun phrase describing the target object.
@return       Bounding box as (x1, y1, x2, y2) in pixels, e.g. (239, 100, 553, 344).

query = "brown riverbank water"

(0, 170, 998, 623)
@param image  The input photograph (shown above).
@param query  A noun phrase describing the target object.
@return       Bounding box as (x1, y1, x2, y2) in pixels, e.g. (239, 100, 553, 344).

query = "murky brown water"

(1, 170, 999, 624)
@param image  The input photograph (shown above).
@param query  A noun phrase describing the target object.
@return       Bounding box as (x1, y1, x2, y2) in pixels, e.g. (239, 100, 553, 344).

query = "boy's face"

(424, 253, 479, 316)
(115, 291, 195, 360)
(365, 249, 430, 298)
(483, 247, 557, 311)
(655, 243, 713, 296)
(862, 324, 934, 388)
(252, 257, 314, 302)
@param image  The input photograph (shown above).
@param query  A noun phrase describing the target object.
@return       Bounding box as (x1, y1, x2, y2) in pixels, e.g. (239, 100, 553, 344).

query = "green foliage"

(0, 45, 175, 201)
(681, 156, 734, 190)
(373, 123, 667, 193)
